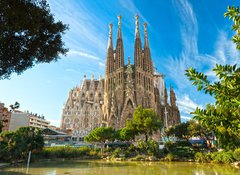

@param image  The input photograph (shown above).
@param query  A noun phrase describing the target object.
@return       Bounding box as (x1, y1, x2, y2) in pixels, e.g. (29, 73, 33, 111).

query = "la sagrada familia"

(61, 16, 180, 140)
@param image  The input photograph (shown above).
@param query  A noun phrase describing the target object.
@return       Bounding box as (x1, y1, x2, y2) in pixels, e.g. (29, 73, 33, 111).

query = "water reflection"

(0, 160, 239, 175)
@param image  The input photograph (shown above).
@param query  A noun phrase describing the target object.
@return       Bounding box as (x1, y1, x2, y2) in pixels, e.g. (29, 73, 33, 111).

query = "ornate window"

(74, 118, 79, 123)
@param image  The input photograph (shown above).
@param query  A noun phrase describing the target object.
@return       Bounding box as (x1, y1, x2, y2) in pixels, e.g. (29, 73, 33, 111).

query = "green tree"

(165, 120, 211, 141)
(84, 127, 115, 154)
(224, 6, 240, 49)
(165, 122, 190, 140)
(0, 127, 44, 162)
(188, 120, 211, 140)
(0, 0, 68, 79)
(117, 127, 135, 141)
(185, 6, 240, 149)
(128, 106, 163, 142)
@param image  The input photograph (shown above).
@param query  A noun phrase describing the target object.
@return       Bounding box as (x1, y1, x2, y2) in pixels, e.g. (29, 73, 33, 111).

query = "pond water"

(1, 160, 239, 175)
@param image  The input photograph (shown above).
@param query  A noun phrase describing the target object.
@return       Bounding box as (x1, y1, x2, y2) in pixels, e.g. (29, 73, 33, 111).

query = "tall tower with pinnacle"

(62, 15, 181, 139)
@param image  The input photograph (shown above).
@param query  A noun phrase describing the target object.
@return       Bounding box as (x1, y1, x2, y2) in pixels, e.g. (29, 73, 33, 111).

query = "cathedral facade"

(61, 15, 180, 139)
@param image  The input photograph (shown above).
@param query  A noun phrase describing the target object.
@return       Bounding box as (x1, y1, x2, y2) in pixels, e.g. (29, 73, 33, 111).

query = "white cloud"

(177, 94, 203, 114)
(49, 0, 107, 53)
(98, 62, 105, 67)
(65, 69, 82, 74)
(181, 116, 192, 120)
(119, 0, 149, 25)
(68, 50, 101, 61)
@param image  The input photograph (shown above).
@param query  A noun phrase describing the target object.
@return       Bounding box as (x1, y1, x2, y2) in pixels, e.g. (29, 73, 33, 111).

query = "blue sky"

(0, 0, 239, 126)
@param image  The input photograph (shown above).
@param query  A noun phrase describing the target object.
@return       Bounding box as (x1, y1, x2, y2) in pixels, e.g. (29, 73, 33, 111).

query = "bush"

(112, 148, 121, 158)
(195, 152, 212, 163)
(212, 150, 235, 164)
(38, 146, 98, 159)
(233, 148, 240, 161)
(165, 153, 174, 161)
(131, 155, 146, 161)
(164, 142, 177, 152)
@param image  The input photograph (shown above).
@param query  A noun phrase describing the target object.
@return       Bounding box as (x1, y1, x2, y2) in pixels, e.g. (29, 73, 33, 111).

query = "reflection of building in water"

(61, 15, 181, 140)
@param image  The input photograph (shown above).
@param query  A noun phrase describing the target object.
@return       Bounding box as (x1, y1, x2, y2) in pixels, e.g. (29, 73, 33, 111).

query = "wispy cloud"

(181, 116, 192, 120)
(119, 0, 149, 25)
(65, 69, 82, 74)
(49, 0, 107, 54)
(165, 0, 239, 103)
(68, 50, 101, 61)
(98, 62, 105, 67)
(177, 94, 203, 114)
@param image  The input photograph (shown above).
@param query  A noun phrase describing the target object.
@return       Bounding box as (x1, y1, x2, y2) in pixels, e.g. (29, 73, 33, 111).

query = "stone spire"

(135, 15, 140, 39)
(117, 15, 122, 39)
(170, 86, 177, 107)
(105, 24, 114, 74)
(107, 23, 113, 49)
(143, 22, 153, 73)
(143, 22, 149, 48)
(164, 86, 168, 106)
(134, 15, 143, 69)
(115, 15, 124, 69)
(89, 74, 95, 91)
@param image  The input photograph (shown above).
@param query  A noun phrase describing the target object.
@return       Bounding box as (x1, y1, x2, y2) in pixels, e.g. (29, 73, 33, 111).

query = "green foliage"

(117, 127, 135, 141)
(165, 153, 174, 162)
(165, 120, 210, 140)
(112, 148, 121, 158)
(164, 141, 195, 160)
(194, 152, 212, 163)
(84, 127, 115, 143)
(0, 0, 68, 79)
(0, 127, 44, 162)
(131, 155, 146, 161)
(185, 6, 240, 150)
(233, 148, 240, 161)
(186, 64, 240, 149)
(136, 139, 160, 156)
(128, 106, 163, 141)
(224, 6, 240, 50)
(39, 146, 100, 159)
(212, 151, 235, 164)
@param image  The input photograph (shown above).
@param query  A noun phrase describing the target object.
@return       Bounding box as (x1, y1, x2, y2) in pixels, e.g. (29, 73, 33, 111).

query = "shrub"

(165, 153, 174, 161)
(38, 146, 94, 159)
(112, 148, 121, 158)
(131, 155, 146, 161)
(195, 152, 212, 163)
(212, 151, 235, 164)
(233, 148, 240, 161)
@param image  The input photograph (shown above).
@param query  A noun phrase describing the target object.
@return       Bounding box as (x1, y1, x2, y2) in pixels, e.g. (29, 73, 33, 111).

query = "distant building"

(0, 102, 11, 132)
(61, 16, 181, 141)
(9, 111, 50, 131)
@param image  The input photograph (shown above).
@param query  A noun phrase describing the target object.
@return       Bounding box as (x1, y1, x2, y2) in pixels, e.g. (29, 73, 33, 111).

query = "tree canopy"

(127, 106, 163, 141)
(185, 5, 240, 149)
(0, 0, 68, 79)
(165, 120, 211, 141)
(0, 126, 44, 161)
(84, 127, 115, 144)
